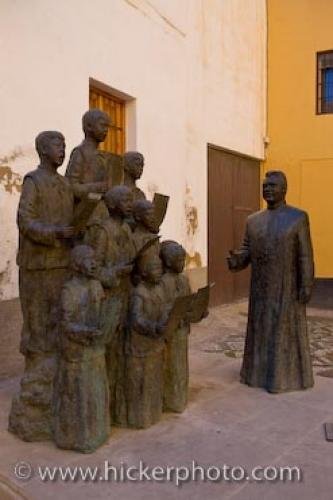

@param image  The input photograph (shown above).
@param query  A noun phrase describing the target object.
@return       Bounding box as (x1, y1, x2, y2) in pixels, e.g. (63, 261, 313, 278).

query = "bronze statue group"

(8, 109, 208, 453)
(8, 108, 315, 454)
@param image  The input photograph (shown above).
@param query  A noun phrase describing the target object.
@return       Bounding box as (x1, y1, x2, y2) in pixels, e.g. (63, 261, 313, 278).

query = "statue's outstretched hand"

(227, 250, 239, 271)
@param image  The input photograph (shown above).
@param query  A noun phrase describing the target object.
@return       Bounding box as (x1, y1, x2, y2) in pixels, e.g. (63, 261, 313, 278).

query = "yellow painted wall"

(266, 0, 333, 277)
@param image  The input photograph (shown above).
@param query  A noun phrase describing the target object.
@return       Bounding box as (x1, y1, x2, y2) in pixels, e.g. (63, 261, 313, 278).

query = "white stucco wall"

(0, 0, 266, 300)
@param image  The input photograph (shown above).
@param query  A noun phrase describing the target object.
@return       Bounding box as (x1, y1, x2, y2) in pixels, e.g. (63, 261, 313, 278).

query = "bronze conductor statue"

(227, 170, 314, 393)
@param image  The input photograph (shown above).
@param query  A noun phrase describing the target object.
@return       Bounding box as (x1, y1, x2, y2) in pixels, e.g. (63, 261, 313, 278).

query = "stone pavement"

(0, 301, 332, 500)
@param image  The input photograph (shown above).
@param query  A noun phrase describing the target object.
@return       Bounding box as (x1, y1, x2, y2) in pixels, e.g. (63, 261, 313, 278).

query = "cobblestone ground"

(193, 303, 333, 373)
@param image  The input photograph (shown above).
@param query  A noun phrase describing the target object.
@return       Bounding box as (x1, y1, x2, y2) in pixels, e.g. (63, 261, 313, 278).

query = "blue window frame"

(317, 51, 333, 114)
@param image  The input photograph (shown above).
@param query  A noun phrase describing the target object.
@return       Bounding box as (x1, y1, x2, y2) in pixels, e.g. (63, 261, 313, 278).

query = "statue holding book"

(53, 245, 110, 453)
(9, 131, 75, 441)
(8, 119, 210, 452)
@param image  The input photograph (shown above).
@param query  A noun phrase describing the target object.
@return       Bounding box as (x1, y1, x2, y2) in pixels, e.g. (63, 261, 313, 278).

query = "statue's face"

(144, 260, 163, 284)
(263, 177, 286, 206)
(89, 116, 110, 143)
(118, 192, 133, 218)
(44, 137, 65, 167)
(140, 206, 156, 232)
(168, 252, 185, 274)
(127, 157, 144, 180)
(79, 251, 97, 278)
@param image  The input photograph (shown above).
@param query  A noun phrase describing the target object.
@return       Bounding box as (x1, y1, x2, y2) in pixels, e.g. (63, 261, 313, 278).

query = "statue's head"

(70, 245, 97, 278)
(123, 151, 144, 180)
(35, 131, 65, 167)
(263, 170, 287, 207)
(137, 254, 163, 284)
(104, 185, 133, 218)
(82, 109, 111, 143)
(160, 240, 186, 274)
(132, 199, 156, 233)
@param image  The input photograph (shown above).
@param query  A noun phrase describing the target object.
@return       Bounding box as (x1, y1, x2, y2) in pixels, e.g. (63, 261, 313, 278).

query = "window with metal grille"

(89, 85, 125, 153)
(317, 51, 333, 114)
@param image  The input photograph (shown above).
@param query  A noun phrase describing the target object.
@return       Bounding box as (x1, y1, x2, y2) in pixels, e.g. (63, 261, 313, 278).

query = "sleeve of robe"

(17, 177, 57, 246)
(130, 292, 156, 337)
(124, 224, 137, 262)
(61, 284, 81, 333)
(297, 212, 314, 291)
(61, 284, 95, 344)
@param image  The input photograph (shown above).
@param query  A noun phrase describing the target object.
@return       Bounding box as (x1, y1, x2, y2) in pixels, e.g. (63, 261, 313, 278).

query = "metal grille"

(317, 51, 333, 114)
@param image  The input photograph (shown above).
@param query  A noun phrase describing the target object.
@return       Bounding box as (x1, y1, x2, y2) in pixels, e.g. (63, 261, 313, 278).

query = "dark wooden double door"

(208, 145, 260, 306)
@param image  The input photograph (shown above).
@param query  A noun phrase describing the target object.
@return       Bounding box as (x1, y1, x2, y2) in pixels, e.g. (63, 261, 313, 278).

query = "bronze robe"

(126, 282, 168, 428)
(66, 143, 109, 222)
(131, 226, 160, 284)
(161, 272, 191, 412)
(54, 277, 110, 453)
(236, 204, 314, 393)
(132, 226, 159, 255)
(9, 166, 73, 442)
(85, 217, 135, 425)
(17, 167, 74, 354)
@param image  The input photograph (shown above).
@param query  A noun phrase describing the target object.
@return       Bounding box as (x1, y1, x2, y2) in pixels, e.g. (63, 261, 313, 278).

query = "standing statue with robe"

(65, 109, 111, 225)
(9, 131, 74, 441)
(53, 245, 110, 453)
(227, 170, 314, 393)
(84, 186, 135, 426)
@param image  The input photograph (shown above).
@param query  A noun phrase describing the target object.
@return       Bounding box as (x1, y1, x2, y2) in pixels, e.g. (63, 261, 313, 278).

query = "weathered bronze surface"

(123, 151, 146, 201)
(123, 151, 146, 230)
(53, 245, 110, 453)
(160, 241, 191, 413)
(126, 254, 169, 428)
(159, 240, 209, 412)
(66, 109, 111, 223)
(9, 131, 74, 441)
(152, 193, 169, 231)
(227, 170, 314, 393)
(132, 199, 160, 252)
(9, 120, 208, 450)
(85, 186, 135, 426)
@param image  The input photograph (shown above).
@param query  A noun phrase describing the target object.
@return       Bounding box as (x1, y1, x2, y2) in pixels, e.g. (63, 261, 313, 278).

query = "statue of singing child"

(85, 185, 135, 426)
(159, 241, 191, 413)
(123, 151, 146, 202)
(160, 240, 209, 412)
(126, 254, 169, 429)
(53, 245, 110, 453)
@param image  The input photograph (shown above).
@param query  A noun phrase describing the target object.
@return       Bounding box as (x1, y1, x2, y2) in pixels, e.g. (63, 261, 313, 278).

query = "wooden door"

(208, 145, 260, 306)
(89, 85, 125, 155)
